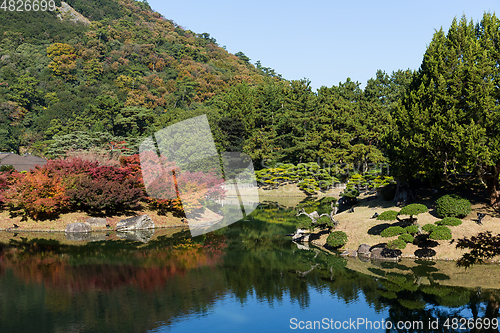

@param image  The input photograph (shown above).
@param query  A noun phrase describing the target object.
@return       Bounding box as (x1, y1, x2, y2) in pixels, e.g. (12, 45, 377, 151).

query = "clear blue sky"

(148, 0, 499, 91)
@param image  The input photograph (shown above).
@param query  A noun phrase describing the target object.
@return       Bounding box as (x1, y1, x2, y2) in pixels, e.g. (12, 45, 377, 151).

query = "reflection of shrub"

(387, 238, 406, 249)
(436, 194, 471, 218)
(398, 298, 426, 310)
(422, 224, 436, 233)
(380, 226, 405, 237)
(399, 233, 414, 243)
(326, 231, 348, 248)
(404, 225, 419, 234)
(429, 226, 452, 240)
(436, 217, 462, 226)
(377, 210, 399, 221)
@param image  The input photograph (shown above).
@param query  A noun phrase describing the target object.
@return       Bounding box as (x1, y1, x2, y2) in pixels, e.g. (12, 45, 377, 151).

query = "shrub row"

(0, 154, 225, 219)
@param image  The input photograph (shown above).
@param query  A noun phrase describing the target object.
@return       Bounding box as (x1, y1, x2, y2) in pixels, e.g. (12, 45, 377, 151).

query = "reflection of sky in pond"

(152, 288, 388, 332)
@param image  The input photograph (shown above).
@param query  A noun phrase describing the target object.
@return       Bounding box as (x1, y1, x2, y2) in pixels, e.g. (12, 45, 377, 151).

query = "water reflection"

(0, 201, 499, 332)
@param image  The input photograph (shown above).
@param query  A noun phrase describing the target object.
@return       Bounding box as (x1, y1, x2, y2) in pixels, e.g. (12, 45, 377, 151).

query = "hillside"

(0, 0, 268, 156)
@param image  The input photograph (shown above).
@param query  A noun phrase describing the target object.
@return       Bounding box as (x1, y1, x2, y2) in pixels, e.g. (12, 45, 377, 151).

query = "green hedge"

(422, 224, 436, 233)
(380, 226, 405, 237)
(377, 210, 399, 221)
(399, 233, 414, 243)
(326, 231, 348, 248)
(404, 225, 419, 235)
(387, 238, 407, 250)
(429, 226, 452, 240)
(435, 194, 471, 218)
(435, 217, 462, 226)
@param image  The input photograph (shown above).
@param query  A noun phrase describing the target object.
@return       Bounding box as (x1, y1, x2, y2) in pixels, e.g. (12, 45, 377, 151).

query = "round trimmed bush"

(435, 194, 471, 218)
(387, 238, 407, 250)
(327, 231, 348, 248)
(429, 226, 452, 240)
(398, 204, 428, 219)
(377, 210, 399, 221)
(399, 233, 414, 243)
(404, 225, 419, 235)
(380, 226, 405, 237)
(435, 217, 462, 226)
(422, 224, 436, 233)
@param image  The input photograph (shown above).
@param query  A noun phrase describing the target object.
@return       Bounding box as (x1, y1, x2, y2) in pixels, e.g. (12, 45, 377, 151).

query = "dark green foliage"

(326, 231, 348, 248)
(380, 183, 397, 201)
(380, 226, 405, 237)
(386, 13, 500, 209)
(404, 225, 419, 235)
(0, 165, 14, 172)
(435, 194, 471, 218)
(398, 233, 414, 243)
(435, 217, 462, 227)
(422, 224, 436, 233)
(376, 210, 399, 221)
(387, 239, 406, 250)
(398, 204, 428, 223)
(456, 231, 500, 267)
(429, 226, 452, 241)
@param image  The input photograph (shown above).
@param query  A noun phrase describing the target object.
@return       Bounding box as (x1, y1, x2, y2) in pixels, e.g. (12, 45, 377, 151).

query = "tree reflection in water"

(0, 201, 498, 332)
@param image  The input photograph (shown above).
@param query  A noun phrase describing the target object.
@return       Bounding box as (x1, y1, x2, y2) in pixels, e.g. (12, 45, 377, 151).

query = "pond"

(0, 201, 499, 333)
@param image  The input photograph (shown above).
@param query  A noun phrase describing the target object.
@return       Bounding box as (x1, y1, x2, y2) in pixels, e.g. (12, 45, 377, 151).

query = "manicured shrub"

(422, 224, 436, 233)
(387, 238, 407, 250)
(377, 210, 399, 221)
(429, 226, 452, 240)
(436, 194, 471, 218)
(404, 225, 419, 235)
(435, 217, 462, 226)
(326, 231, 348, 248)
(398, 204, 428, 221)
(380, 226, 405, 237)
(399, 233, 414, 243)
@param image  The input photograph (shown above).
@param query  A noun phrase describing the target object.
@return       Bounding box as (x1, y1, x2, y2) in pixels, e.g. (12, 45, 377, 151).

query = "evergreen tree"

(387, 13, 500, 209)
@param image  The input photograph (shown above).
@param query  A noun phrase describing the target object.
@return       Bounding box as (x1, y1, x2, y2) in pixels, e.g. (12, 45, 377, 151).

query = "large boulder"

(115, 215, 154, 231)
(357, 244, 371, 254)
(86, 217, 107, 227)
(65, 222, 91, 233)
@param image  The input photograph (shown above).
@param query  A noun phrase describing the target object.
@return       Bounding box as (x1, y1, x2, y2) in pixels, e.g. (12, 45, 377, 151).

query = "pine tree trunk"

(484, 162, 500, 210)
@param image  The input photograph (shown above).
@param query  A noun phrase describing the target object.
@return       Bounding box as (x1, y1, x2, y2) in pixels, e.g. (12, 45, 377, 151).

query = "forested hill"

(0, 0, 411, 174)
(0, 0, 272, 154)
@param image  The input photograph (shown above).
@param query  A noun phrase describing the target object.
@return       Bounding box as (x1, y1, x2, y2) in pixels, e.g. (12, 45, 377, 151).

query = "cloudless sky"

(148, 0, 499, 91)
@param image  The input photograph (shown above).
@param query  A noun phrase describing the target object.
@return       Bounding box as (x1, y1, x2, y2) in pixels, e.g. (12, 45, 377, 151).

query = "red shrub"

(3, 170, 69, 219)
(68, 175, 143, 211)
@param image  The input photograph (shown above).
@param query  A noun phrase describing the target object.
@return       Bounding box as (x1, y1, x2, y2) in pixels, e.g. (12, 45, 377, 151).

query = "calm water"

(0, 202, 499, 333)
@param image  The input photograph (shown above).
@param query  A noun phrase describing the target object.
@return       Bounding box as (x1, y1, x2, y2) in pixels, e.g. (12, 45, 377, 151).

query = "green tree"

(387, 14, 500, 209)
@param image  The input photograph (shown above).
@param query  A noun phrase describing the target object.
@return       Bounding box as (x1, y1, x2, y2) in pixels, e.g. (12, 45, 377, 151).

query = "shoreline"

(1, 185, 500, 264)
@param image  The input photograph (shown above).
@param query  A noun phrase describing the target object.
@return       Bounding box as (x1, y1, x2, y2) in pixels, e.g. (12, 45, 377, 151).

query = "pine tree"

(388, 13, 500, 209)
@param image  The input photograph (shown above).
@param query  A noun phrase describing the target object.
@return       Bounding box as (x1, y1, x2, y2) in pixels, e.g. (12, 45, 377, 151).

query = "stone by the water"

(86, 217, 107, 227)
(115, 215, 155, 231)
(65, 222, 91, 233)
